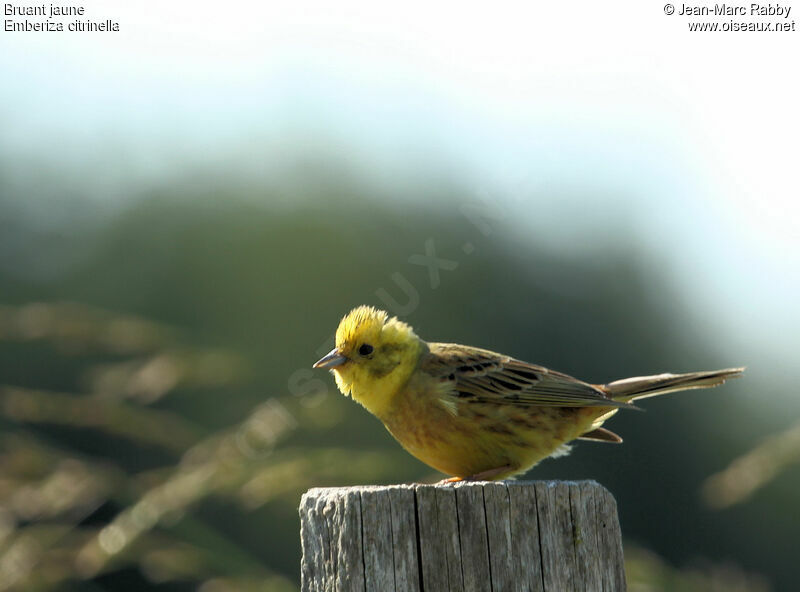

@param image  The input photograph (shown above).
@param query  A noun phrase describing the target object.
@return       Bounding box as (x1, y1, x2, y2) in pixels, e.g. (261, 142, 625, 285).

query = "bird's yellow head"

(313, 306, 426, 418)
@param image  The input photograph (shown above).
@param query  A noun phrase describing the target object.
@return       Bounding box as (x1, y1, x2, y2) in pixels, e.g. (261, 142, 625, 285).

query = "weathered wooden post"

(300, 481, 625, 591)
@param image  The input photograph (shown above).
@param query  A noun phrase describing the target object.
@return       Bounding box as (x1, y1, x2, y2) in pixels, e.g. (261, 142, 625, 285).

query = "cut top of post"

(300, 480, 625, 592)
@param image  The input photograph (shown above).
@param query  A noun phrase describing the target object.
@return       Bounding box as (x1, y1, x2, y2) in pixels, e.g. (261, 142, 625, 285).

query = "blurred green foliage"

(0, 170, 795, 590)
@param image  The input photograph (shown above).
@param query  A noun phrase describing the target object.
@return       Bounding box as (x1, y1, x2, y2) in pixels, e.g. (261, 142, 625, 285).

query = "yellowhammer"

(313, 305, 743, 481)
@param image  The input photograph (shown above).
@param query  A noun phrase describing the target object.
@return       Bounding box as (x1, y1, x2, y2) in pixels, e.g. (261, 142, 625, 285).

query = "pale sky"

(2, 0, 798, 388)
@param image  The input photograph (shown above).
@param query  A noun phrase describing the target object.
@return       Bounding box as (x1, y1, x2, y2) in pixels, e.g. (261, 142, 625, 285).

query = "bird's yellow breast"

(380, 371, 608, 479)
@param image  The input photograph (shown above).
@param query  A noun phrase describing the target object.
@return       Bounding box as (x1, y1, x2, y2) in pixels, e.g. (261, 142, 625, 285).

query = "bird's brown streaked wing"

(422, 343, 635, 408)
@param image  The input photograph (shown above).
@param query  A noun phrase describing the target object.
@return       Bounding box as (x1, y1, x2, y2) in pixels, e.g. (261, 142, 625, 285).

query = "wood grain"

(300, 481, 625, 592)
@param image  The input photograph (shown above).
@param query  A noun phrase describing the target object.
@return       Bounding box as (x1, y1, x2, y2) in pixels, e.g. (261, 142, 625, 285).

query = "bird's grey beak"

(313, 348, 348, 369)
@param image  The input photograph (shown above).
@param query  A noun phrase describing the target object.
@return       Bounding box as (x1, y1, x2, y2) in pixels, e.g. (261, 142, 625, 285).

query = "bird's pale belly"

(382, 391, 608, 479)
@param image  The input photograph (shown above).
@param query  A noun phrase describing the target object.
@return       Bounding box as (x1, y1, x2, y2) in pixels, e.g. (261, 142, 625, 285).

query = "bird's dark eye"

(358, 344, 374, 356)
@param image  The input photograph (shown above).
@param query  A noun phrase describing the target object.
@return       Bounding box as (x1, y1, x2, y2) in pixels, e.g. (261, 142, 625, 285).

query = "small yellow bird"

(313, 305, 743, 481)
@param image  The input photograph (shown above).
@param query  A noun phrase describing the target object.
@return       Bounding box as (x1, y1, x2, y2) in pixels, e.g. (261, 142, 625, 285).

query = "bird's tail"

(603, 367, 744, 404)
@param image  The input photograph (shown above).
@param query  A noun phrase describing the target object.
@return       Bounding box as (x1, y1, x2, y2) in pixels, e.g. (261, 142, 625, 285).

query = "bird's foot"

(436, 476, 464, 484)
(436, 465, 513, 484)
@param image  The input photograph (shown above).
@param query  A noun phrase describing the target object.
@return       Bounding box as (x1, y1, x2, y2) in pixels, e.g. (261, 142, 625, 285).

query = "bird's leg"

(436, 465, 513, 484)
(464, 465, 513, 481)
(437, 476, 464, 484)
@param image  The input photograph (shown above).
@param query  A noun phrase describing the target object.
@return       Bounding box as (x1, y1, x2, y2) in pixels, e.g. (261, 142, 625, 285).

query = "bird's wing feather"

(422, 343, 633, 408)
